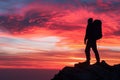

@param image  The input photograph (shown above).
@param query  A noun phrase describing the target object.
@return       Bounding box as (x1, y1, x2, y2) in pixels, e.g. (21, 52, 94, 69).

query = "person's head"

(88, 18, 93, 24)
(93, 20, 102, 27)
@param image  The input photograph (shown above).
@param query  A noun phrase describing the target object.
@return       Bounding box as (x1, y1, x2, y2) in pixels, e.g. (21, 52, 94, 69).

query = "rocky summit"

(51, 61, 120, 80)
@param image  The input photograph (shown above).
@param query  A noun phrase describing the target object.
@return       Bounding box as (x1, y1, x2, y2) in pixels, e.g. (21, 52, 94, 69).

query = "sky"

(0, 0, 120, 69)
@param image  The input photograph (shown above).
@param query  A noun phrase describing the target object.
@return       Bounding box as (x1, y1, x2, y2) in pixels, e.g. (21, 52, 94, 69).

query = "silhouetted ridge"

(51, 61, 120, 80)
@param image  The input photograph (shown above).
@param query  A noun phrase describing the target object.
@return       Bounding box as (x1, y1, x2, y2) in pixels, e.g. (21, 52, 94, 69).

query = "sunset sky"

(0, 0, 120, 69)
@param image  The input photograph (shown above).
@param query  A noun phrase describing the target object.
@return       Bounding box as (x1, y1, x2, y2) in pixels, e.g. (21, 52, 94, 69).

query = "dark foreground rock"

(51, 61, 120, 80)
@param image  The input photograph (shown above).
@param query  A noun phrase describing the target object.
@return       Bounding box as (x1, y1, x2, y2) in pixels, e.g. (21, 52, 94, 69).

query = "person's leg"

(91, 40, 100, 63)
(85, 40, 91, 64)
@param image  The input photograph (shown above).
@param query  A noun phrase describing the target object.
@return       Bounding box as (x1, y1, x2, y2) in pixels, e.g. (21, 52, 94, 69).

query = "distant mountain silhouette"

(51, 60, 120, 80)
(0, 69, 58, 80)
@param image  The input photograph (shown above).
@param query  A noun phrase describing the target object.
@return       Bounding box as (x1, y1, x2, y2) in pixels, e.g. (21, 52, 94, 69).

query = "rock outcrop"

(51, 61, 120, 80)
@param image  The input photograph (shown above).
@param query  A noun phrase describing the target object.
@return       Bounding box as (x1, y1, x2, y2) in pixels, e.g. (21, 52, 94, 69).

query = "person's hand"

(84, 38, 87, 44)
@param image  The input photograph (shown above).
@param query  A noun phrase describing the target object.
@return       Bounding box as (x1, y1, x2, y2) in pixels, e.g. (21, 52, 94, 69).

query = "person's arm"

(84, 25, 88, 44)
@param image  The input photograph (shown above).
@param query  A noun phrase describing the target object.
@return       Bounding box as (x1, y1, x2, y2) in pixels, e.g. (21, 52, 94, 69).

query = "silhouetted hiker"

(84, 18, 102, 65)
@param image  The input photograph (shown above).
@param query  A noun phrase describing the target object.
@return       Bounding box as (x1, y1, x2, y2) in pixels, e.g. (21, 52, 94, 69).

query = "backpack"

(93, 20, 102, 40)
